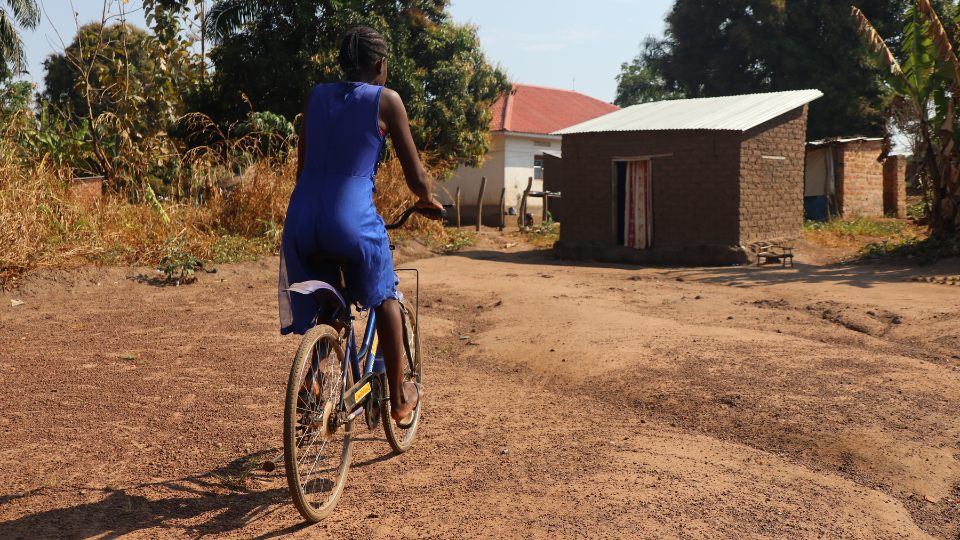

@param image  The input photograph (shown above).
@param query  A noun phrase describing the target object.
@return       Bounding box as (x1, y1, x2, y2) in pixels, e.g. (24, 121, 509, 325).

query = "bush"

(804, 217, 903, 238)
(0, 140, 451, 289)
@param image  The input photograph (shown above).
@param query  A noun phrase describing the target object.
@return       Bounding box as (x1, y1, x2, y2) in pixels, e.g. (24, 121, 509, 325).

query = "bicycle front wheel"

(382, 299, 423, 453)
(284, 324, 353, 522)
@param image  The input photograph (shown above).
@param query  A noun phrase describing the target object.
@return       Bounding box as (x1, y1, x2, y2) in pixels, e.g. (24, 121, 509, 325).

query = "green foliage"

(210, 235, 268, 264)
(614, 39, 683, 107)
(803, 217, 904, 238)
(159, 237, 202, 285)
(857, 231, 960, 263)
(521, 215, 560, 248)
(0, 0, 40, 75)
(234, 111, 295, 159)
(12, 103, 96, 171)
(442, 227, 475, 252)
(0, 74, 31, 112)
(39, 1, 205, 186)
(854, 1, 960, 238)
(204, 0, 510, 172)
(907, 198, 927, 217)
(43, 24, 156, 124)
(633, 0, 955, 141)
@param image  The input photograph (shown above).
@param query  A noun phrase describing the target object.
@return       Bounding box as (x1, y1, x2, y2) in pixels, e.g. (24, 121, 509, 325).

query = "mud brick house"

(551, 90, 822, 265)
(441, 84, 618, 226)
(804, 138, 906, 220)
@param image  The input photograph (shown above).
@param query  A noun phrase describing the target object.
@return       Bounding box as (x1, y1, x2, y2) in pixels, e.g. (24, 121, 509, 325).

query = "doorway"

(614, 160, 652, 248)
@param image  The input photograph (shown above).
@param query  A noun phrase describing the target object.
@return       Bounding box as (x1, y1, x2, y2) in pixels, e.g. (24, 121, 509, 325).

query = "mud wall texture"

(883, 155, 907, 218)
(738, 106, 808, 245)
(834, 139, 885, 217)
(557, 129, 743, 248)
(556, 105, 810, 258)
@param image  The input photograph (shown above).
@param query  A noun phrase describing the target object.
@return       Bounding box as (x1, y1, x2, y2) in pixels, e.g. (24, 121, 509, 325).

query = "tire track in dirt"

(0, 246, 959, 538)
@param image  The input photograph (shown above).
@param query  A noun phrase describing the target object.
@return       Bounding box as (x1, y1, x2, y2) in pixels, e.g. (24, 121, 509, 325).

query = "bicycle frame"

(333, 268, 419, 411)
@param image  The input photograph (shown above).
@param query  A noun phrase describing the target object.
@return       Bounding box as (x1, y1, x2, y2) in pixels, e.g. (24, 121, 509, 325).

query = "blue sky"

(18, 0, 673, 103)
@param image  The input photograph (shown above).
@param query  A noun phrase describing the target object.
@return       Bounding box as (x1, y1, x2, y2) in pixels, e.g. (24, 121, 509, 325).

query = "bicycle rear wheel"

(284, 324, 353, 522)
(382, 299, 423, 453)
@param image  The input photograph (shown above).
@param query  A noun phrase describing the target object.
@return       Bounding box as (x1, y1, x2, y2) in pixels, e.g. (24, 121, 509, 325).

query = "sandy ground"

(2, 232, 960, 539)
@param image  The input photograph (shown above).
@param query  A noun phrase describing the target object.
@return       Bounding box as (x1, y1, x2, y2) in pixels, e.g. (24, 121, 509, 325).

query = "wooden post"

(498, 187, 506, 231)
(476, 177, 486, 232)
(542, 193, 550, 224)
(455, 186, 461, 229)
(519, 177, 533, 229)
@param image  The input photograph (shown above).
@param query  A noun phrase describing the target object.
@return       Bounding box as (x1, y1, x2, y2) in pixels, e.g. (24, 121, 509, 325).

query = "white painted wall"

(440, 133, 560, 218)
(439, 134, 505, 206)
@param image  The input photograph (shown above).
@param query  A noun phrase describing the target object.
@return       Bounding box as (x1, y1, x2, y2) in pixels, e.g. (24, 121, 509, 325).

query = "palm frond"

(4, 0, 39, 29)
(206, 0, 261, 43)
(851, 7, 909, 94)
(0, 9, 27, 74)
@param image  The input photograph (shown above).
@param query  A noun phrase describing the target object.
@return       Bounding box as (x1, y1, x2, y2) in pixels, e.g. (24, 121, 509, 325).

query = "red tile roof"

(490, 84, 620, 135)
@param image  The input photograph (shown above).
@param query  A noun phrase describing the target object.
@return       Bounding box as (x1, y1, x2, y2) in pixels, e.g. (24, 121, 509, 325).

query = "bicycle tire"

(382, 299, 423, 453)
(284, 324, 354, 522)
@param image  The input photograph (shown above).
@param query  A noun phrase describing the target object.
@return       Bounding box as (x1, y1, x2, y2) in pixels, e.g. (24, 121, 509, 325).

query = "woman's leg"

(374, 298, 422, 421)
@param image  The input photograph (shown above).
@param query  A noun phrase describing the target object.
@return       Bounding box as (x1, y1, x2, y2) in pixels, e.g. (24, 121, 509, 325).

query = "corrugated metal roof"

(553, 89, 822, 135)
(807, 137, 882, 147)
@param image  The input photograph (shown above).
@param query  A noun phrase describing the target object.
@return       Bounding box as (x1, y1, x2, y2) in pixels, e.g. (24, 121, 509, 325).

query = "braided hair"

(339, 27, 389, 76)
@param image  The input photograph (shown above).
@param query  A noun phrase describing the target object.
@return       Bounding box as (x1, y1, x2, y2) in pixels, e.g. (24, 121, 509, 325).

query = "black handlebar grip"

(418, 207, 446, 218)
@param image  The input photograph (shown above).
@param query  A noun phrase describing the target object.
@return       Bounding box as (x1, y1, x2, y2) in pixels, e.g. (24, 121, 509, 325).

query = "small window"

(534, 155, 543, 180)
(533, 140, 551, 148)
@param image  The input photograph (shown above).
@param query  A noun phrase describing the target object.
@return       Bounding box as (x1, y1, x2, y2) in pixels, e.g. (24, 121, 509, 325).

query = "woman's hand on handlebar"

(415, 197, 444, 220)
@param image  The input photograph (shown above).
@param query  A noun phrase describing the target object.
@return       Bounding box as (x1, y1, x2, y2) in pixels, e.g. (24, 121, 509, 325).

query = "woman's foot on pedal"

(391, 381, 424, 428)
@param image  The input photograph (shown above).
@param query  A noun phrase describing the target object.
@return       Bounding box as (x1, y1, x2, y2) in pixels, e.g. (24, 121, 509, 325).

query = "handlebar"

(384, 205, 449, 230)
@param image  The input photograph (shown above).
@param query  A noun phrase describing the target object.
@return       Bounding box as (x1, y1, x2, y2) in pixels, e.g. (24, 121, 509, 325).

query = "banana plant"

(853, 1, 960, 232)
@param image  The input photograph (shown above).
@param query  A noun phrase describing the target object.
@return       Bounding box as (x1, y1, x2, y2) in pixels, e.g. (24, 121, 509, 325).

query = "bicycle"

(267, 205, 443, 522)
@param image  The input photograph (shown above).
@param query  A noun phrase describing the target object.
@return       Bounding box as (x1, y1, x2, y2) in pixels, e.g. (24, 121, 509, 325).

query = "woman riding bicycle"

(278, 27, 439, 426)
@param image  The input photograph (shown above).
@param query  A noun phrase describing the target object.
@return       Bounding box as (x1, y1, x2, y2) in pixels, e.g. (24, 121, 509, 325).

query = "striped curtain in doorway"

(624, 160, 651, 249)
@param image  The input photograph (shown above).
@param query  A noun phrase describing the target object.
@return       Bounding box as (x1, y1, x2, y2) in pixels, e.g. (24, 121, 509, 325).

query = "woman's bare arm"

(296, 96, 309, 182)
(379, 88, 438, 205)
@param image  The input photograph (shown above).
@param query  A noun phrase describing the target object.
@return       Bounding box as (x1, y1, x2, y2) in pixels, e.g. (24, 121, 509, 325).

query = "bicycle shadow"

(0, 454, 311, 540)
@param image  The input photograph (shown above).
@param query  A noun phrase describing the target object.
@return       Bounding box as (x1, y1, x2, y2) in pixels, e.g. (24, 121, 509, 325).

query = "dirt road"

(2, 234, 960, 539)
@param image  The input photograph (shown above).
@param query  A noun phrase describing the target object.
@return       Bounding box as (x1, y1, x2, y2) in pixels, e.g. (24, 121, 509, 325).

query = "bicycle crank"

(319, 401, 337, 442)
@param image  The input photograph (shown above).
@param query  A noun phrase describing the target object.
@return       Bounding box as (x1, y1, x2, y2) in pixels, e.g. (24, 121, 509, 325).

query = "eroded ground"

(2, 233, 960, 539)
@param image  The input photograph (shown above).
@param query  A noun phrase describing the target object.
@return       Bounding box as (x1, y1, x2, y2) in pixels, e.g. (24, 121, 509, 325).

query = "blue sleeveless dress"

(278, 82, 396, 335)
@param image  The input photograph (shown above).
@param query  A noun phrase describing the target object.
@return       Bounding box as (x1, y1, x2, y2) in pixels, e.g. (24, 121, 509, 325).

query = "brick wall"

(71, 177, 102, 206)
(557, 129, 743, 247)
(834, 139, 884, 217)
(883, 155, 907, 218)
(738, 106, 807, 245)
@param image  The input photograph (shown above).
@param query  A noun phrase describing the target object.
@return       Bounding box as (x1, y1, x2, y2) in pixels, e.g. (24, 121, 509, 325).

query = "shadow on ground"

(0, 454, 310, 540)
(449, 248, 960, 290)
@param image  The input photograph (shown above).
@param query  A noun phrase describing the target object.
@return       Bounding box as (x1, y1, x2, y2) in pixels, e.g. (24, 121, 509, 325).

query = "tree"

(43, 24, 158, 123)
(39, 1, 204, 186)
(855, 1, 960, 236)
(628, 0, 954, 141)
(203, 0, 510, 171)
(0, 67, 31, 112)
(614, 37, 681, 107)
(1, 0, 40, 75)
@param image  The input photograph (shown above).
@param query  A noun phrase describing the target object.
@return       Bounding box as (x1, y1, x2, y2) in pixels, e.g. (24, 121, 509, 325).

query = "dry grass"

(0, 144, 447, 289)
(803, 216, 925, 249)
